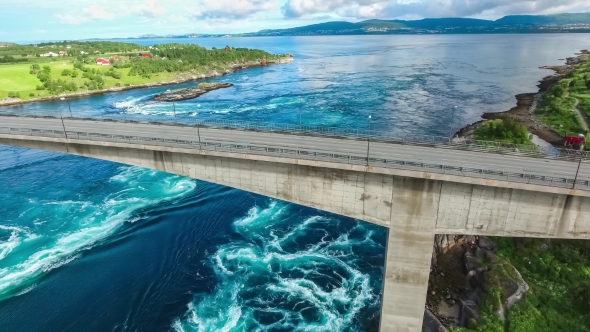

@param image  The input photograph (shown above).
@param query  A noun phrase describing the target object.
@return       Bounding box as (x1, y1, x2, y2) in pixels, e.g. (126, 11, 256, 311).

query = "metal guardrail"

(0, 113, 587, 161)
(97, 115, 587, 160)
(2, 125, 589, 191)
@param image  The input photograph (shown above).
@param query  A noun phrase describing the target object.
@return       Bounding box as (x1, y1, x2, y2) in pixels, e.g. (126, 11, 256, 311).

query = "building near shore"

(96, 58, 110, 65)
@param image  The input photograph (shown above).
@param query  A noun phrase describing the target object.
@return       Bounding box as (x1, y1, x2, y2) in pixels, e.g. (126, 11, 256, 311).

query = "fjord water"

(0, 34, 589, 331)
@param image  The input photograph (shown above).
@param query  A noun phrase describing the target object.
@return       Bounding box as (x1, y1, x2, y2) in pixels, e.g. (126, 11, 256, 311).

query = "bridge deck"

(1, 115, 589, 190)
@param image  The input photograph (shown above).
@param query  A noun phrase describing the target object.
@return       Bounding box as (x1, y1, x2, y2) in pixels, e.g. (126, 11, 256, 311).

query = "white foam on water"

(0, 166, 196, 300)
(173, 201, 381, 332)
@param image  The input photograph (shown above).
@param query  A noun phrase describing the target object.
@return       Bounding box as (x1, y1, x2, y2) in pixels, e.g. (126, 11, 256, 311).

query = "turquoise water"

(1, 34, 589, 331)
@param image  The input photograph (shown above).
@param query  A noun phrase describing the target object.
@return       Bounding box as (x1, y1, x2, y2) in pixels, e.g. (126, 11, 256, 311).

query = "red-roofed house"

(59, 51, 67, 56)
(96, 58, 110, 66)
(109, 55, 120, 61)
(139, 52, 151, 57)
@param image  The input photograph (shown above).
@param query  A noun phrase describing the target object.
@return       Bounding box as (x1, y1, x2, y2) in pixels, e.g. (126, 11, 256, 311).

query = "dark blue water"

(1, 34, 589, 331)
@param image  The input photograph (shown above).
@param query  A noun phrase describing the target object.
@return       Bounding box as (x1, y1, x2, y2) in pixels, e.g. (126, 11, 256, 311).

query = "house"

(66, 45, 71, 49)
(40, 52, 58, 57)
(80, 51, 87, 55)
(139, 52, 151, 57)
(96, 58, 110, 66)
(225, 46, 231, 51)
(59, 51, 67, 56)
(109, 55, 120, 61)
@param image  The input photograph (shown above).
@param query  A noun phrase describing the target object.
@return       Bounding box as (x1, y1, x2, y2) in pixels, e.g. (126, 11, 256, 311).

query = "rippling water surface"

(1, 34, 589, 331)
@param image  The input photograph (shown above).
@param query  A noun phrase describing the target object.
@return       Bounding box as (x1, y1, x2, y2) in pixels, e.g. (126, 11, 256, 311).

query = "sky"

(1, 0, 590, 41)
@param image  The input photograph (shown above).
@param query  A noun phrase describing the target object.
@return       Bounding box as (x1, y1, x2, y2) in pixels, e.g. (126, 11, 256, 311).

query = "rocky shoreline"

(456, 50, 590, 145)
(0, 56, 294, 107)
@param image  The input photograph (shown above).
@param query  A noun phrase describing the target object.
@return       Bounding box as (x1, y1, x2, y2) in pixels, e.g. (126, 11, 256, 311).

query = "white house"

(40, 52, 58, 57)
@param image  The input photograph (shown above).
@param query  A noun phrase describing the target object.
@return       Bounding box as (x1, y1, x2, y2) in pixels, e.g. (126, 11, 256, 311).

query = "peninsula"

(0, 41, 293, 106)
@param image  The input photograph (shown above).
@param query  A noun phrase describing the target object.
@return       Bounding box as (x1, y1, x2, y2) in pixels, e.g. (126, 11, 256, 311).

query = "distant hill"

(121, 12, 590, 39)
(495, 13, 590, 25)
(248, 12, 590, 36)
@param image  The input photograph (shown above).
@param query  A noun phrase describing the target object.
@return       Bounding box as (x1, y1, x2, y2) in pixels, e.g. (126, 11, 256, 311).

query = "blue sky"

(1, 0, 589, 41)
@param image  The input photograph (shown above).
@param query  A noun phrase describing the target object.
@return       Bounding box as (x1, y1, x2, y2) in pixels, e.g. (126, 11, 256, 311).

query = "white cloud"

(55, 13, 90, 24)
(54, 4, 116, 24)
(82, 5, 116, 19)
(135, 0, 166, 17)
(190, 0, 279, 20)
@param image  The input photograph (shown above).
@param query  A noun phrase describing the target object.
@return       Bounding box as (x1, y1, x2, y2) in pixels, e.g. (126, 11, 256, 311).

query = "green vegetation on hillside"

(126, 44, 278, 78)
(454, 238, 590, 332)
(0, 41, 284, 101)
(534, 56, 590, 148)
(474, 119, 532, 144)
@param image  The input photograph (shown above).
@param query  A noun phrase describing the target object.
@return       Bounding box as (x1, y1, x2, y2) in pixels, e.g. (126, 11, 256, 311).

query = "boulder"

(504, 268, 530, 310)
(484, 249, 499, 263)
(478, 236, 497, 251)
(459, 300, 482, 327)
(464, 250, 478, 272)
(423, 309, 448, 332)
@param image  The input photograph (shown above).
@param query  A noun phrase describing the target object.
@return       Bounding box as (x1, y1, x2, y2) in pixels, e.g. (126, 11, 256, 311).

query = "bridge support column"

(378, 177, 440, 332)
(380, 229, 434, 332)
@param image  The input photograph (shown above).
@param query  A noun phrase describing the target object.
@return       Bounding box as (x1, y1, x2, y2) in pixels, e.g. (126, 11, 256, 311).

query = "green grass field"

(0, 59, 174, 101)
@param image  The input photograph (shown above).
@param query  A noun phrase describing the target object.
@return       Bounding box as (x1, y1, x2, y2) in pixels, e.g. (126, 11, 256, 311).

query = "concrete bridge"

(3, 115, 590, 332)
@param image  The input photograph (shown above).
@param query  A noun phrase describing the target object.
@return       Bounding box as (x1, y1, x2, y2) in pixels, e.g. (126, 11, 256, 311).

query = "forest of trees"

(126, 44, 281, 78)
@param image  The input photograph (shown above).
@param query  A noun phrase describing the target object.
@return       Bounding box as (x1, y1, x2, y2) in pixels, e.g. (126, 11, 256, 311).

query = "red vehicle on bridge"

(564, 132, 585, 150)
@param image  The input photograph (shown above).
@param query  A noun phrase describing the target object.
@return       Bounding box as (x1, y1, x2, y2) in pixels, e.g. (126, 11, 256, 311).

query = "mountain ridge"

(109, 12, 590, 39)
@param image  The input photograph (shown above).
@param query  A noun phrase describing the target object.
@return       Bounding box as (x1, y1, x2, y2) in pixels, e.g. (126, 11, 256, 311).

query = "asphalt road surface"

(1, 116, 588, 181)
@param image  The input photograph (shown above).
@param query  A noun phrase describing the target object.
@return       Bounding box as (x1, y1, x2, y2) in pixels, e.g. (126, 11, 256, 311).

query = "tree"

(71, 70, 78, 78)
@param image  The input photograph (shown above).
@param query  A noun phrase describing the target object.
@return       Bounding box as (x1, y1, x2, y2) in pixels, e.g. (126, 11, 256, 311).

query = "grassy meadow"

(0, 58, 174, 101)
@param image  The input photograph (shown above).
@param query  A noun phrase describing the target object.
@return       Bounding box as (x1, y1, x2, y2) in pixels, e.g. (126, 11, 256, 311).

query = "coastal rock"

(478, 236, 497, 251)
(0, 97, 22, 105)
(460, 300, 481, 326)
(423, 309, 448, 332)
(464, 251, 478, 272)
(153, 82, 233, 102)
(504, 268, 530, 310)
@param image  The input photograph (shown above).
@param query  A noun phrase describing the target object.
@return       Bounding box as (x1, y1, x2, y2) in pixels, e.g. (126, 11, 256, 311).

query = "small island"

(153, 82, 233, 102)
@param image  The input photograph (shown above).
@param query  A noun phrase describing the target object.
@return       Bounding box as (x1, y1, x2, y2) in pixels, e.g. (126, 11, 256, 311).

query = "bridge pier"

(380, 229, 434, 331)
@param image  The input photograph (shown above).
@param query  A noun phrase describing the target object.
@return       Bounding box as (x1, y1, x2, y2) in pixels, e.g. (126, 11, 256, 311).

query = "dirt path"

(573, 97, 589, 132)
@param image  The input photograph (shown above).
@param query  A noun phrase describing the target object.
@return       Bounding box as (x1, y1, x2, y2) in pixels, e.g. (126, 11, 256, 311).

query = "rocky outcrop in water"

(153, 82, 233, 102)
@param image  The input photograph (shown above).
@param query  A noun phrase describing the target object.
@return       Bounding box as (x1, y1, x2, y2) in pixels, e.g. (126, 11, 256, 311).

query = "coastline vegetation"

(534, 56, 590, 148)
(0, 41, 286, 102)
(453, 238, 590, 332)
(474, 119, 532, 144)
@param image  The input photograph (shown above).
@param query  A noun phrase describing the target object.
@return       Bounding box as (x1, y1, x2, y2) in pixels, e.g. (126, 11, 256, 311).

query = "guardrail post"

(573, 154, 583, 190)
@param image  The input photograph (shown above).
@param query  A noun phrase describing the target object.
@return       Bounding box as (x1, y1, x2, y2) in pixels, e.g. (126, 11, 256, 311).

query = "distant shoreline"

(455, 50, 590, 145)
(0, 57, 293, 107)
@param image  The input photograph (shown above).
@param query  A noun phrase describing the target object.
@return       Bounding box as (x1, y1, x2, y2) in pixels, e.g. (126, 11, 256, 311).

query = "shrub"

(474, 119, 531, 144)
(554, 86, 565, 98)
(8, 92, 20, 98)
(61, 69, 72, 76)
(71, 70, 78, 78)
(29, 92, 35, 97)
